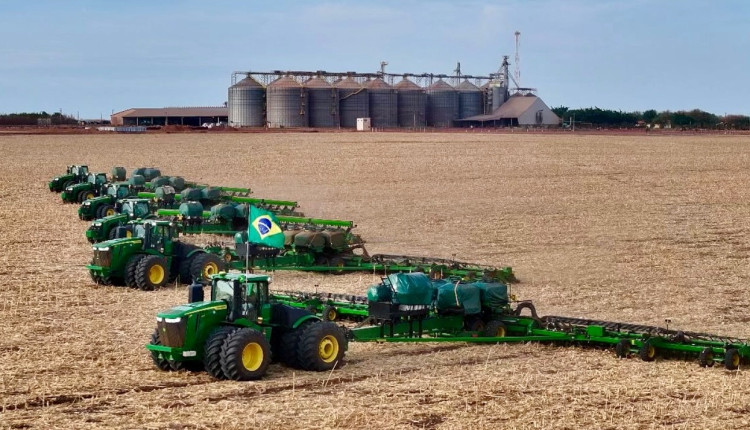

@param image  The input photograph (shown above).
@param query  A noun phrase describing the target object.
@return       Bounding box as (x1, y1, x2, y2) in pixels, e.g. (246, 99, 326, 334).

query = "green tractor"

(146, 272, 347, 380)
(85, 198, 153, 243)
(78, 182, 150, 220)
(61, 172, 109, 203)
(87, 219, 226, 289)
(49, 165, 90, 192)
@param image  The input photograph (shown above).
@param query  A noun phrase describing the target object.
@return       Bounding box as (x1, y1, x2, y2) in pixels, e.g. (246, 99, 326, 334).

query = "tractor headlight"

(165, 317, 182, 323)
(83, 201, 91, 206)
(94, 222, 102, 227)
(97, 247, 109, 252)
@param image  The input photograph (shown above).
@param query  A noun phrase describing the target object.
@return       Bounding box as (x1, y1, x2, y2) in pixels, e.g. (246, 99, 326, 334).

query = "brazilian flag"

(248, 206, 285, 249)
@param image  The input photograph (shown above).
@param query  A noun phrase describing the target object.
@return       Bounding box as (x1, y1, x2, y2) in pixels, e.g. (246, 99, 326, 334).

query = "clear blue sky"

(1, 0, 747, 119)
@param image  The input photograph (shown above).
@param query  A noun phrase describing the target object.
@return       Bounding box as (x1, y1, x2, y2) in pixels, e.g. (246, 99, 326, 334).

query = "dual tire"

(125, 255, 169, 290)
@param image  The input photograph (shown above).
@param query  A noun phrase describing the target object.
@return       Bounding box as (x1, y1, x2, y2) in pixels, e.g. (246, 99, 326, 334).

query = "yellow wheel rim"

(202, 262, 219, 278)
(223, 253, 232, 263)
(86, 192, 95, 200)
(732, 353, 740, 367)
(327, 309, 337, 321)
(496, 326, 506, 337)
(126, 231, 132, 238)
(645, 345, 655, 359)
(319, 335, 339, 363)
(148, 264, 165, 284)
(105, 208, 116, 216)
(241, 343, 263, 371)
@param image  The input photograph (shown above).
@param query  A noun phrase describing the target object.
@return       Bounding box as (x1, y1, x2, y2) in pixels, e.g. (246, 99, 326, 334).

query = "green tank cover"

(111, 166, 126, 181)
(234, 203, 249, 219)
(201, 187, 221, 201)
(181, 188, 202, 201)
(132, 167, 147, 177)
(435, 281, 482, 315)
(129, 175, 146, 186)
(168, 176, 185, 191)
(388, 273, 434, 306)
(142, 168, 161, 181)
(474, 282, 509, 309)
(179, 201, 204, 218)
(155, 186, 176, 201)
(367, 284, 393, 302)
(293, 231, 327, 249)
(323, 230, 347, 250)
(283, 229, 301, 246)
(151, 176, 171, 187)
(210, 203, 236, 221)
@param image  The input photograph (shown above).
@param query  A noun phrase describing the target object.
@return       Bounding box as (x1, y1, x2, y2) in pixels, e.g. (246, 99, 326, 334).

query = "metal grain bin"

(337, 77, 369, 128)
(394, 79, 426, 128)
(426, 79, 458, 127)
(457, 80, 483, 119)
(367, 78, 398, 128)
(267, 76, 308, 128)
(228, 76, 266, 127)
(305, 77, 338, 128)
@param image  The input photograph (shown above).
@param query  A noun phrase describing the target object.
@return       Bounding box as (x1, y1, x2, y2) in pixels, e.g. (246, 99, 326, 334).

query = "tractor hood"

(93, 237, 142, 249)
(156, 300, 228, 320)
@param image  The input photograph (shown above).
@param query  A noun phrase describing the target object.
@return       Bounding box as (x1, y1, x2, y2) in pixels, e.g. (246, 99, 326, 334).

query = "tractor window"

(134, 203, 150, 218)
(241, 282, 260, 320)
(213, 280, 235, 304)
(134, 225, 146, 238)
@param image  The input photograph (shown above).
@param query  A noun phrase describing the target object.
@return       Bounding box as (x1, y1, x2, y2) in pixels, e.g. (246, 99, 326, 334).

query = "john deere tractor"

(61, 172, 108, 203)
(78, 182, 149, 220)
(146, 272, 347, 380)
(49, 165, 89, 192)
(87, 219, 225, 289)
(85, 198, 153, 243)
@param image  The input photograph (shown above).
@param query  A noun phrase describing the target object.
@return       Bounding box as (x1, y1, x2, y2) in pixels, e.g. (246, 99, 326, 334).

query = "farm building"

(110, 107, 228, 126)
(456, 94, 560, 127)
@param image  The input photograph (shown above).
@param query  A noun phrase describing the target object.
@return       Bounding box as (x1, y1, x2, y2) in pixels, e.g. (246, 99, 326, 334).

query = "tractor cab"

(117, 198, 152, 218)
(209, 274, 272, 323)
(69, 165, 89, 177)
(105, 183, 131, 199)
(134, 220, 177, 254)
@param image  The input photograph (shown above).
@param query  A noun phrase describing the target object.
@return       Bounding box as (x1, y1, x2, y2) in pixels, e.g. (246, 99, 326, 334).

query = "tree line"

(552, 107, 750, 130)
(0, 112, 78, 126)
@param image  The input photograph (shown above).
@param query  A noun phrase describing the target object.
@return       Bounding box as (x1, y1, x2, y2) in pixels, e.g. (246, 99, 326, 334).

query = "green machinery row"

(147, 272, 750, 381)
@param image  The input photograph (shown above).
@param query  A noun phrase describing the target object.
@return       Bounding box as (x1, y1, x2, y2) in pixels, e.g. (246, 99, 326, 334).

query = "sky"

(0, 0, 748, 119)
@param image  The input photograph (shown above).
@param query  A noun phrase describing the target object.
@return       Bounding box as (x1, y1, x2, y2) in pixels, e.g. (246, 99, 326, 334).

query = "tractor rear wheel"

(220, 328, 271, 381)
(482, 320, 507, 338)
(278, 321, 313, 367)
(77, 190, 89, 203)
(135, 255, 169, 290)
(639, 340, 657, 362)
(150, 328, 171, 371)
(62, 180, 74, 189)
(724, 348, 740, 370)
(295, 321, 346, 371)
(97, 204, 115, 219)
(204, 326, 237, 379)
(125, 255, 145, 288)
(190, 253, 224, 284)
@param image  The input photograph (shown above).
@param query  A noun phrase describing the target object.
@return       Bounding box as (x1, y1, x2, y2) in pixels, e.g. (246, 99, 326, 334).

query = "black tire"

(150, 328, 171, 371)
(107, 226, 119, 240)
(203, 326, 236, 379)
(724, 348, 740, 370)
(77, 190, 89, 203)
(322, 305, 338, 322)
(135, 255, 169, 290)
(615, 339, 631, 358)
(62, 180, 74, 189)
(220, 328, 271, 381)
(190, 253, 225, 285)
(639, 340, 656, 362)
(125, 255, 145, 288)
(295, 321, 347, 371)
(699, 347, 715, 368)
(97, 204, 115, 219)
(278, 321, 313, 367)
(482, 320, 507, 338)
(328, 256, 346, 275)
(178, 255, 197, 285)
(464, 316, 485, 332)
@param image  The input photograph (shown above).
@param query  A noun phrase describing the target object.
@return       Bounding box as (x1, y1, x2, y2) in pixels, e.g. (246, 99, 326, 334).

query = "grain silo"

(228, 76, 265, 127)
(394, 79, 426, 128)
(337, 77, 369, 128)
(457, 80, 483, 119)
(305, 77, 338, 128)
(366, 78, 397, 128)
(267, 76, 308, 128)
(426, 79, 458, 127)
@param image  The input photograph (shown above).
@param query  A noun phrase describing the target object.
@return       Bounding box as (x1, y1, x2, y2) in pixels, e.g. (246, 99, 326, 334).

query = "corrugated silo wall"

(397, 90, 426, 127)
(307, 86, 338, 128)
(427, 89, 458, 127)
(458, 91, 483, 119)
(267, 79, 308, 128)
(368, 89, 398, 128)
(228, 86, 266, 127)
(339, 88, 369, 127)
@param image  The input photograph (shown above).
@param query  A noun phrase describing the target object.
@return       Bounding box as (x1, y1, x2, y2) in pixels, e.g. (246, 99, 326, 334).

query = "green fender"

(292, 314, 320, 329)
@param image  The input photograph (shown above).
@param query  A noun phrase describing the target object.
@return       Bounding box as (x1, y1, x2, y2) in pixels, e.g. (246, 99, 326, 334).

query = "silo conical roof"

(427, 79, 455, 91)
(231, 76, 264, 88)
(367, 78, 392, 89)
(457, 80, 480, 91)
(394, 79, 421, 90)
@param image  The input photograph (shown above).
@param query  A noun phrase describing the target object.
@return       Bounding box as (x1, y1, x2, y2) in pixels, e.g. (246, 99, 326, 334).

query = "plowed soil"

(1, 132, 750, 429)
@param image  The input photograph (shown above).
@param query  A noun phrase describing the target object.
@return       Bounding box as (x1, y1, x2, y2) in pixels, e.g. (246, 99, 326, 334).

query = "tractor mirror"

(188, 282, 204, 303)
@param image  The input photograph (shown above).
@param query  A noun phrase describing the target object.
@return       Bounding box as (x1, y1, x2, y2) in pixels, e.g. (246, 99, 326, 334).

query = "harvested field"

(1, 131, 750, 429)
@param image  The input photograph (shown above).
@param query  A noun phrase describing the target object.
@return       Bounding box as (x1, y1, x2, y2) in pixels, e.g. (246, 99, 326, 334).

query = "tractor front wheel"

(295, 321, 346, 371)
(97, 204, 115, 219)
(135, 255, 169, 290)
(125, 255, 145, 288)
(190, 253, 224, 284)
(203, 326, 237, 379)
(220, 328, 271, 381)
(150, 328, 172, 371)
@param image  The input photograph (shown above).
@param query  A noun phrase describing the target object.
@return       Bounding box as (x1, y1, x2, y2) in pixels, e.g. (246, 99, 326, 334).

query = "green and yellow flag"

(248, 205, 285, 249)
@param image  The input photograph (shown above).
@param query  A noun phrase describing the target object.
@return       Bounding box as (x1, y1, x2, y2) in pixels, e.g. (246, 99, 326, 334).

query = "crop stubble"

(0, 132, 749, 429)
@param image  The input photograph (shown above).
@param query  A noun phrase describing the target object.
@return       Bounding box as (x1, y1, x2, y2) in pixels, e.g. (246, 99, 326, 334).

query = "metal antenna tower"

(514, 31, 521, 89)
(379, 61, 388, 75)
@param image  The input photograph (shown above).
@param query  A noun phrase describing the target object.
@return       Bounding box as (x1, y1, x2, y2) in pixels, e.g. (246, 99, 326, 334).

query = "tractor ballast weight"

(146, 272, 347, 380)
